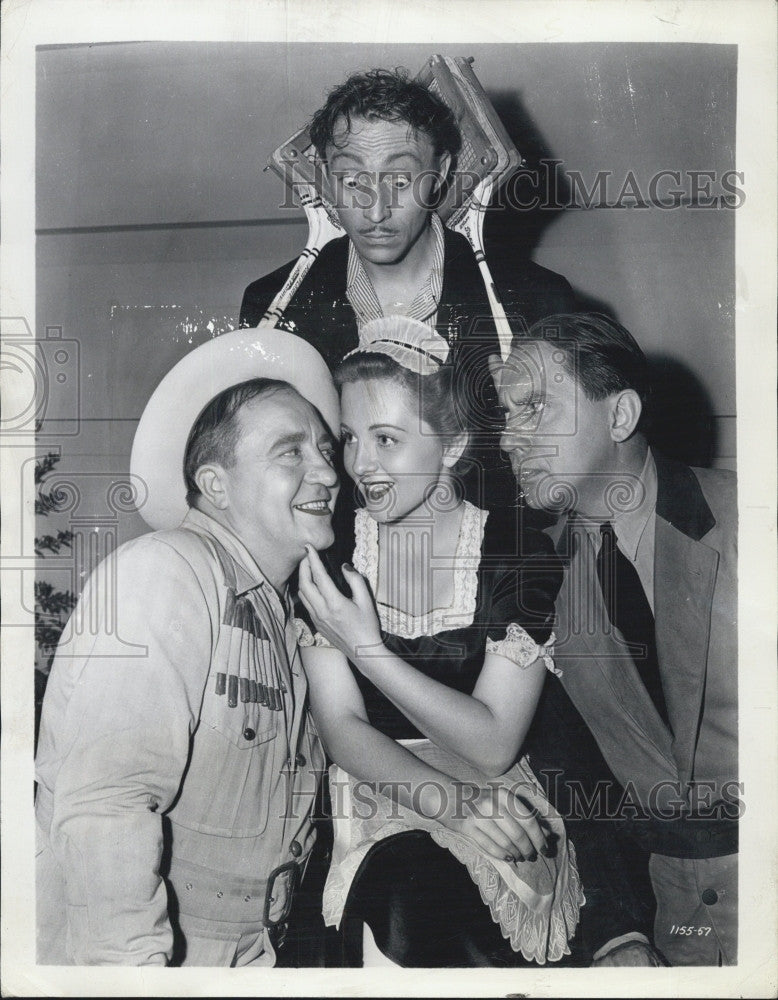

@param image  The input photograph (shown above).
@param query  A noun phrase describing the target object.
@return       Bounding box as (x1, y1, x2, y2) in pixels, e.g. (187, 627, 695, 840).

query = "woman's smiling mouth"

(361, 481, 394, 502)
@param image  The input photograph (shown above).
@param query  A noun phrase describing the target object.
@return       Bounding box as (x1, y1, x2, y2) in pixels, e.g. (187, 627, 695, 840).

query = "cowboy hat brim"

(130, 327, 339, 531)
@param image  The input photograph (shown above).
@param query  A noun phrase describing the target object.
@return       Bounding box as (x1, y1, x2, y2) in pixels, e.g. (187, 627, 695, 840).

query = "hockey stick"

(419, 55, 522, 360)
(257, 181, 343, 327)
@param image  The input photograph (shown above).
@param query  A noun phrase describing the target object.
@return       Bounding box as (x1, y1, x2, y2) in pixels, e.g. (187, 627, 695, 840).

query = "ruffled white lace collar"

(352, 500, 488, 640)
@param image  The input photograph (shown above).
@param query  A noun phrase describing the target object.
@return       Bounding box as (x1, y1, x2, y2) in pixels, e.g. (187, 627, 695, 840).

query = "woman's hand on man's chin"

(298, 544, 383, 659)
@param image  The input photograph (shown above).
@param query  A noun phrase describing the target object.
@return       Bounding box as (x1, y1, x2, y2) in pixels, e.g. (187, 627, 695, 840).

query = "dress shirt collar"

(345, 212, 445, 327)
(611, 448, 657, 562)
(180, 507, 291, 610)
(563, 448, 657, 559)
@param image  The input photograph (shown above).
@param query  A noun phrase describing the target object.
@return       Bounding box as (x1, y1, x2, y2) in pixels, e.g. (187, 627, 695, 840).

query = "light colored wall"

(36, 40, 737, 564)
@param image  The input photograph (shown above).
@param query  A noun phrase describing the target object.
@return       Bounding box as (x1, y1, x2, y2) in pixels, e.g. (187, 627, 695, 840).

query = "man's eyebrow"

(328, 151, 365, 166)
(328, 151, 423, 168)
(502, 385, 544, 405)
(382, 152, 423, 167)
(269, 430, 306, 450)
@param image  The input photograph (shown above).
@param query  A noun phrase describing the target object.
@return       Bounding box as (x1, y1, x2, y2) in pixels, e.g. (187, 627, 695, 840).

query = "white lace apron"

(323, 739, 585, 965)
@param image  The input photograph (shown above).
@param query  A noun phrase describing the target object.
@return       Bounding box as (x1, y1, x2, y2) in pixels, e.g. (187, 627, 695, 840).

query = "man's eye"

(389, 174, 411, 190)
(338, 174, 370, 191)
(320, 446, 336, 464)
(505, 400, 544, 423)
(280, 447, 302, 459)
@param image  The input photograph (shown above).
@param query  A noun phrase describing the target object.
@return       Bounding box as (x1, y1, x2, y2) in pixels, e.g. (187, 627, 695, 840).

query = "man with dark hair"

(183, 377, 292, 506)
(240, 66, 576, 512)
(491, 312, 738, 965)
(35, 330, 340, 965)
(308, 67, 463, 169)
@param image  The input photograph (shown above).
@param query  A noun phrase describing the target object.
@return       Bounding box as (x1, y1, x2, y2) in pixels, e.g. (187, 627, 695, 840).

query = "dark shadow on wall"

(460, 87, 721, 469)
(481, 90, 619, 317)
(645, 354, 718, 469)
(482, 90, 572, 263)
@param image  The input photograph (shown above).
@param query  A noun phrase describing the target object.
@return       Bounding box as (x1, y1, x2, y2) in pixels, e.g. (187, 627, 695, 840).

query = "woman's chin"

(363, 499, 411, 524)
(365, 506, 395, 524)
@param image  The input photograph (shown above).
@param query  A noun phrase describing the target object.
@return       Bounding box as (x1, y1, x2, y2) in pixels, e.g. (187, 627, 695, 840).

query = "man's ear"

(195, 464, 229, 510)
(442, 431, 469, 469)
(610, 389, 643, 442)
(435, 151, 453, 188)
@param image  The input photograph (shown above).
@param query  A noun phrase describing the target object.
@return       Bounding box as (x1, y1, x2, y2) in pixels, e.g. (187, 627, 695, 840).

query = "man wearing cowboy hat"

(35, 329, 339, 966)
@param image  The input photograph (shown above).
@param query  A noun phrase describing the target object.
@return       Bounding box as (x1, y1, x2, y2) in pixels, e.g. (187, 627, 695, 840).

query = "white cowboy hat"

(130, 327, 339, 531)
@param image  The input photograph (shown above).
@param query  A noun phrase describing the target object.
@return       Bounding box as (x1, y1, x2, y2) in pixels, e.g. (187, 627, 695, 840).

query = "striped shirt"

(345, 213, 446, 329)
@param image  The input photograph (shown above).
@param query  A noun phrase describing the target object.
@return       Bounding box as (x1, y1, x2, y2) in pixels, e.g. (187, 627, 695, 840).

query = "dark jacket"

(548, 454, 738, 832)
(240, 227, 577, 367)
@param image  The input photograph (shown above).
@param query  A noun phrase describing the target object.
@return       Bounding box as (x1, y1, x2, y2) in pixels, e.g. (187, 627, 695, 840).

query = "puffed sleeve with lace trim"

(481, 515, 563, 674)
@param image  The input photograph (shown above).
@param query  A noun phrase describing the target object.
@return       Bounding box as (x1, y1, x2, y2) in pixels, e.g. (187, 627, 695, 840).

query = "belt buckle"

(264, 859, 300, 945)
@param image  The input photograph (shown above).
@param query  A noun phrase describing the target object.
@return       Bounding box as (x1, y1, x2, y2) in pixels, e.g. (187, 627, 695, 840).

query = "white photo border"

(2, 0, 776, 996)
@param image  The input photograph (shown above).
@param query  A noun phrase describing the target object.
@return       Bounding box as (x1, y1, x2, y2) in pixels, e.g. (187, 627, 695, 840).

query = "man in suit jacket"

(490, 312, 738, 965)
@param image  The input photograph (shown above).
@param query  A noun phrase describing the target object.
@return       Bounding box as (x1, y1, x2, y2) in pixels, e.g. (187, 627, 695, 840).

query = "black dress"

(321, 502, 580, 967)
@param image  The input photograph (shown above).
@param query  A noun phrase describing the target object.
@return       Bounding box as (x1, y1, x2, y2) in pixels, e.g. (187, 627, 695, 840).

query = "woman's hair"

(334, 350, 466, 442)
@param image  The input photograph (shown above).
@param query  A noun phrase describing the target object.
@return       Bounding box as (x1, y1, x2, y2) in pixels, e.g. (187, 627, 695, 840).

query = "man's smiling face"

(325, 115, 450, 267)
(217, 388, 339, 584)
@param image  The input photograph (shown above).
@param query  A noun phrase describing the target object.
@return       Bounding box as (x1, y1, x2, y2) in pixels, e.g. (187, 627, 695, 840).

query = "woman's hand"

(298, 545, 383, 659)
(435, 781, 550, 864)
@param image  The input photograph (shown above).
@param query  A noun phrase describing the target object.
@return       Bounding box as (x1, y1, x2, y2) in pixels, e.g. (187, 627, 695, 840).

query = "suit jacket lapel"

(653, 456, 719, 788)
(553, 517, 677, 775)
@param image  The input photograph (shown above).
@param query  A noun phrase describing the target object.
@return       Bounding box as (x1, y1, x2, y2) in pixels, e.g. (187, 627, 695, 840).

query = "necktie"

(595, 521, 671, 729)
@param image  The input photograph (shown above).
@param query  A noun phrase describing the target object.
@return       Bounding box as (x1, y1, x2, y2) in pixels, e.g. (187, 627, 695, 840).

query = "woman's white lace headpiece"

(344, 315, 450, 376)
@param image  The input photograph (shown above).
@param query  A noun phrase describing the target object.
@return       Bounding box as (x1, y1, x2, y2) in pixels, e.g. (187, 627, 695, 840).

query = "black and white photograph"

(1, 0, 776, 996)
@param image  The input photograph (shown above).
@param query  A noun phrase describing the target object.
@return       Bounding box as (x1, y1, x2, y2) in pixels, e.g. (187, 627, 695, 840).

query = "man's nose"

(307, 451, 339, 487)
(364, 179, 392, 224)
(500, 427, 535, 455)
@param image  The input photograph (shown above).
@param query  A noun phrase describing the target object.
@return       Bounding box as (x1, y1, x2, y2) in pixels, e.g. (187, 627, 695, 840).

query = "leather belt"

(264, 860, 302, 948)
(168, 854, 304, 933)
